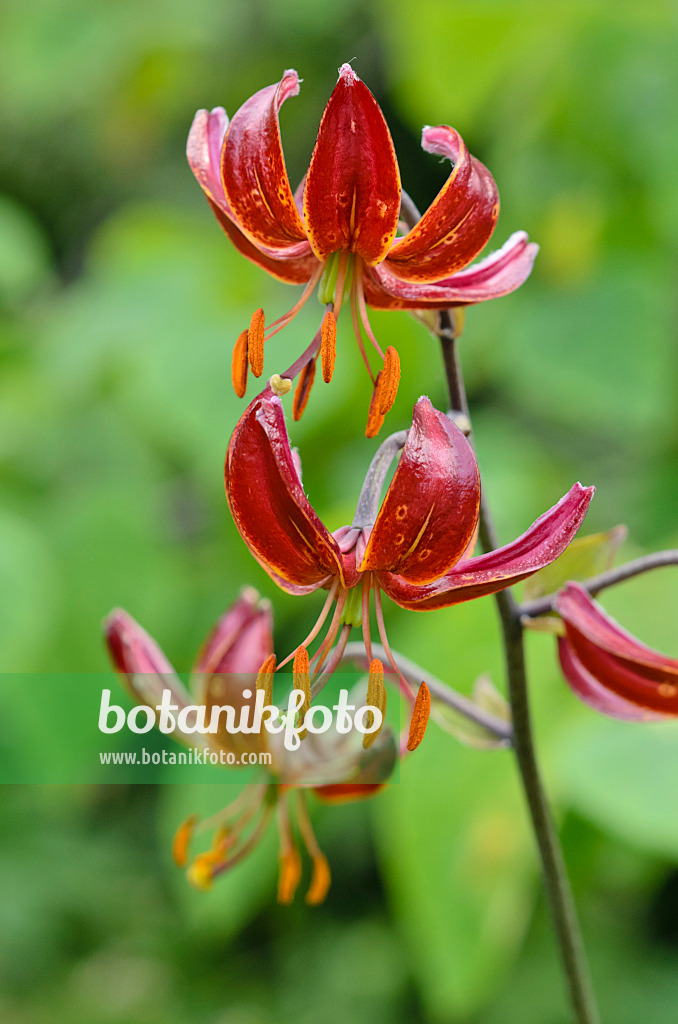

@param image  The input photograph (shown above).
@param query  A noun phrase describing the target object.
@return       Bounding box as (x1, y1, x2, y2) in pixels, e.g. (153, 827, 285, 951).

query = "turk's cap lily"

(188, 65, 538, 421)
(103, 591, 399, 903)
(555, 582, 678, 721)
(225, 388, 594, 611)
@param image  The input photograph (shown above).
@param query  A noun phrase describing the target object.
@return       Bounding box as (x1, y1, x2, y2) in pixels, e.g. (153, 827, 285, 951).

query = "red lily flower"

(104, 589, 395, 902)
(188, 64, 538, 422)
(225, 388, 593, 694)
(556, 582, 678, 721)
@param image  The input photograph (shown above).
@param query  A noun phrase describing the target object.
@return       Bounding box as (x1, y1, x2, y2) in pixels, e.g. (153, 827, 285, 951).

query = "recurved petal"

(103, 609, 193, 743)
(362, 231, 539, 309)
(557, 636, 668, 721)
(225, 391, 350, 592)
(304, 64, 401, 265)
(555, 583, 678, 715)
(385, 125, 499, 283)
(220, 69, 310, 254)
(380, 483, 594, 610)
(208, 198, 319, 284)
(193, 588, 274, 677)
(187, 107, 231, 212)
(359, 398, 480, 583)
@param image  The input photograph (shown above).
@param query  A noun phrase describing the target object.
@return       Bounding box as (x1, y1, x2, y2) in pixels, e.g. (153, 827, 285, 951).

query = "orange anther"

(364, 658, 387, 749)
(187, 854, 215, 891)
(293, 646, 311, 739)
(171, 814, 197, 867)
(306, 853, 331, 905)
(231, 330, 249, 398)
(378, 346, 400, 415)
(365, 372, 386, 438)
(247, 307, 265, 377)
(407, 682, 431, 751)
(320, 310, 337, 383)
(256, 654, 277, 706)
(277, 846, 302, 905)
(292, 358, 316, 421)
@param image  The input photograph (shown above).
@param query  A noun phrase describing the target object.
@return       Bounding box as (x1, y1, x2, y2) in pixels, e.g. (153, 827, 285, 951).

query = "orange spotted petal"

(379, 484, 594, 610)
(359, 398, 480, 584)
(220, 70, 311, 257)
(556, 582, 678, 718)
(385, 125, 499, 283)
(304, 64, 401, 265)
(226, 391, 355, 592)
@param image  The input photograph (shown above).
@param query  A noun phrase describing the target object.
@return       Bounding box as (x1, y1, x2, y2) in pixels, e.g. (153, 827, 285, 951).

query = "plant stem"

(520, 549, 678, 619)
(436, 314, 601, 1024)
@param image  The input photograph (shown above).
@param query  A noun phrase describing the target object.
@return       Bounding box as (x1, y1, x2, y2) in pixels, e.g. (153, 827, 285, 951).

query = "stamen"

(365, 373, 386, 438)
(264, 263, 325, 339)
(187, 854, 215, 891)
(361, 574, 373, 664)
(310, 623, 352, 699)
(373, 587, 416, 701)
(270, 373, 292, 397)
(293, 358, 317, 421)
(296, 791, 331, 905)
(332, 251, 350, 319)
(231, 330, 249, 398)
(355, 262, 385, 359)
(311, 589, 348, 675)
(210, 797, 275, 881)
(247, 308, 265, 377)
(349, 274, 376, 383)
(364, 658, 387, 749)
(172, 814, 197, 867)
(256, 654, 277, 706)
(320, 310, 337, 383)
(378, 346, 401, 415)
(407, 682, 432, 751)
(276, 581, 339, 671)
(277, 794, 302, 905)
(293, 646, 311, 739)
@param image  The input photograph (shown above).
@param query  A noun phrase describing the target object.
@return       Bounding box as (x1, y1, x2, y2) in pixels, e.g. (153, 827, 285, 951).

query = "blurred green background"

(2, 0, 678, 1021)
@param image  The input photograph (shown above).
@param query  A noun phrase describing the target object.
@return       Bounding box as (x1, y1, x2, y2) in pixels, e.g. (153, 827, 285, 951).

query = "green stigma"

(340, 585, 363, 628)
(318, 252, 354, 306)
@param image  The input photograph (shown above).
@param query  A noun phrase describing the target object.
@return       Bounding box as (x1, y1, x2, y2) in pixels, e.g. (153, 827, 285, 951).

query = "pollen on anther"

(306, 853, 331, 905)
(320, 310, 337, 383)
(293, 646, 312, 739)
(378, 346, 401, 415)
(365, 373, 386, 438)
(231, 330, 249, 398)
(256, 654, 277, 706)
(187, 854, 215, 891)
(248, 307, 265, 377)
(277, 847, 302, 905)
(293, 358, 316, 421)
(172, 814, 197, 867)
(406, 682, 431, 751)
(364, 658, 387, 749)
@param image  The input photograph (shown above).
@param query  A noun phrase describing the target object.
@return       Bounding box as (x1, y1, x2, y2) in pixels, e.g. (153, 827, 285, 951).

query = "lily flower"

(188, 64, 539, 423)
(225, 388, 594, 701)
(555, 581, 678, 720)
(104, 588, 398, 903)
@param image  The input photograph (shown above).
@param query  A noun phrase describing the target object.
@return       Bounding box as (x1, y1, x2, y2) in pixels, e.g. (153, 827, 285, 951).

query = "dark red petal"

(363, 231, 539, 309)
(359, 398, 480, 583)
(208, 198, 319, 284)
(221, 70, 309, 253)
(385, 125, 499, 282)
(193, 589, 274, 676)
(304, 64, 401, 265)
(556, 582, 678, 678)
(558, 637, 672, 721)
(187, 107, 231, 213)
(225, 390, 350, 591)
(103, 609, 191, 713)
(380, 483, 594, 609)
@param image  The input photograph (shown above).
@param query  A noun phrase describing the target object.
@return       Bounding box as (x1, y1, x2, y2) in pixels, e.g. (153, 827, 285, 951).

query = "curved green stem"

(436, 313, 601, 1024)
